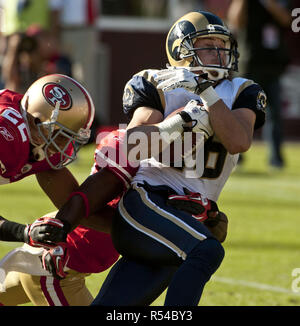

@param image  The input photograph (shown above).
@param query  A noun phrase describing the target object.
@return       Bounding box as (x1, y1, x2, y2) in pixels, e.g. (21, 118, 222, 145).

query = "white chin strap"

(49, 101, 61, 133)
(31, 101, 61, 162)
(186, 66, 228, 81)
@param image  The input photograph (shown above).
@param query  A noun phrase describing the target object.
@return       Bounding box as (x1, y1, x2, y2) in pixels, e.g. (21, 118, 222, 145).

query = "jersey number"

(177, 137, 227, 179)
(202, 138, 227, 179)
(2, 108, 28, 142)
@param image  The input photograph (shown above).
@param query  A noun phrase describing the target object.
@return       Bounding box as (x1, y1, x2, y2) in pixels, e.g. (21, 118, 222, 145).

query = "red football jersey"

(0, 90, 120, 274)
(66, 226, 119, 273)
(65, 129, 141, 273)
(0, 89, 65, 184)
(93, 129, 139, 190)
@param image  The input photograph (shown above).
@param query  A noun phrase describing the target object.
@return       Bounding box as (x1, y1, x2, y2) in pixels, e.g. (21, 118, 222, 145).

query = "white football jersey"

(131, 77, 255, 201)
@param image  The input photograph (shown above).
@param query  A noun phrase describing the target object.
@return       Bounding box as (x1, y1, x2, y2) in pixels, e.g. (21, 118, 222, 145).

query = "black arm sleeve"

(0, 220, 26, 242)
(232, 83, 267, 130)
(123, 75, 164, 118)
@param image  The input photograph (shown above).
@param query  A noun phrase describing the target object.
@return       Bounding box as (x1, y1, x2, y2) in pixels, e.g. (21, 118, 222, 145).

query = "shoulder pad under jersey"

(232, 78, 267, 130)
(123, 69, 165, 117)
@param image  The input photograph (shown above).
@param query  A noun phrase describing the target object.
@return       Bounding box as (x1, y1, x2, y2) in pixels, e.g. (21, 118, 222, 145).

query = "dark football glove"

(167, 188, 219, 222)
(167, 188, 228, 242)
(24, 217, 70, 248)
(42, 244, 70, 279)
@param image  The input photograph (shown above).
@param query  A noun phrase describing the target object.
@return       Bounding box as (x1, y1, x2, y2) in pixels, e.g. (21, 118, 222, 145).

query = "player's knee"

(187, 238, 225, 275)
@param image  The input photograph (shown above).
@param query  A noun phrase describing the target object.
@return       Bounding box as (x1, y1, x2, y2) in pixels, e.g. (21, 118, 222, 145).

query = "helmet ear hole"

(179, 47, 189, 58)
(175, 50, 182, 60)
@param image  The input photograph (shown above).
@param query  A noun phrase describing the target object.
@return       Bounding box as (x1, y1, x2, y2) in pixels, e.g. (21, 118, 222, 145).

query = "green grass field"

(1, 141, 300, 306)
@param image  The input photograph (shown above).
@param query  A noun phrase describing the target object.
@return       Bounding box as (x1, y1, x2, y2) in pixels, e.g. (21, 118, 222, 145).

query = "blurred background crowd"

(0, 0, 299, 169)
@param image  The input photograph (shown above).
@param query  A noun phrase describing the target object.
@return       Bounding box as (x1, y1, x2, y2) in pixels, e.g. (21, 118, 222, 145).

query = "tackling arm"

(36, 167, 79, 209)
(79, 205, 115, 234)
(56, 107, 162, 229)
(0, 216, 28, 242)
(166, 191, 228, 243)
(54, 168, 123, 229)
(27, 102, 209, 243)
(0, 167, 118, 244)
(36, 164, 118, 232)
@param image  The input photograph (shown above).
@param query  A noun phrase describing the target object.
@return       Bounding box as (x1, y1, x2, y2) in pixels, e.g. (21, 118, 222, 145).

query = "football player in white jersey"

(24, 10, 267, 306)
(90, 10, 267, 306)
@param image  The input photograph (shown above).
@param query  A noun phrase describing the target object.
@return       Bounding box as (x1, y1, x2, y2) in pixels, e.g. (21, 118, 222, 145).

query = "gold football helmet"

(21, 74, 95, 169)
(166, 11, 239, 81)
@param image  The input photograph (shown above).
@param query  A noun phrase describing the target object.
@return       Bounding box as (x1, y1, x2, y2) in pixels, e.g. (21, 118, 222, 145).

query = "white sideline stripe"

(213, 276, 300, 296)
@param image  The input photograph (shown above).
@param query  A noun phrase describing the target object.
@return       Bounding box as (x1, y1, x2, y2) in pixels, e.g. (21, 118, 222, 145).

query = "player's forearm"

(36, 168, 79, 209)
(55, 168, 123, 229)
(207, 100, 253, 154)
(0, 218, 26, 242)
(79, 205, 115, 234)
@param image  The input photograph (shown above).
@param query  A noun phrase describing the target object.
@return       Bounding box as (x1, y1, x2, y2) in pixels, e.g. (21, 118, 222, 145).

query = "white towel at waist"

(0, 244, 50, 292)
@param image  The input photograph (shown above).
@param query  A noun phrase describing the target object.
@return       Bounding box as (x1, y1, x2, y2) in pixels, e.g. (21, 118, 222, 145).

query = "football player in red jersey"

(0, 125, 140, 305)
(5, 9, 267, 306)
(0, 101, 224, 306)
(0, 74, 128, 305)
(0, 73, 95, 199)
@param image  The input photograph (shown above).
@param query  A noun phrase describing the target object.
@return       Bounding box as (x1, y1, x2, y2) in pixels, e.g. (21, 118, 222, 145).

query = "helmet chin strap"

(201, 67, 228, 81)
(20, 96, 35, 144)
(31, 101, 61, 162)
(48, 101, 61, 133)
(51, 101, 61, 122)
(185, 66, 228, 81)
(167, 63, 228, 81)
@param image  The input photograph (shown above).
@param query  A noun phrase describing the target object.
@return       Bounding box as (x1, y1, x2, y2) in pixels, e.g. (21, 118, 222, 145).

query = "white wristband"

(200, 86, 220, 108)
(157, 114, 184, 144)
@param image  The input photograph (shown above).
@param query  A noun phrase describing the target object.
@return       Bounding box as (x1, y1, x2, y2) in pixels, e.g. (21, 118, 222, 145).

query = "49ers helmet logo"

(42, 83, 72, 110)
